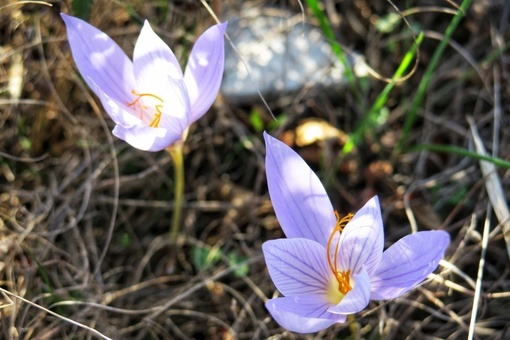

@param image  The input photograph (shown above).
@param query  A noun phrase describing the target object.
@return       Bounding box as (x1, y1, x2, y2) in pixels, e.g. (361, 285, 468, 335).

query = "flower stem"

(167, 143, 185, 242)
(347, 314, 360, 339)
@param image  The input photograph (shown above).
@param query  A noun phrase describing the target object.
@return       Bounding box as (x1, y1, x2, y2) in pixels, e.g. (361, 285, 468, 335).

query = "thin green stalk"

(342, 32, 424, 154)
(347, 314, 360, 338)
(396, 0, 474, 153)
(305, 0, 360, 101)
(410, 144, 510, 169)
(167, 143, 185, 241)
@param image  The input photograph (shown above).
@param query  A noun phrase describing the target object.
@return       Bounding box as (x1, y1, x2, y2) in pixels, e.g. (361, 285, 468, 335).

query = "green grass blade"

(342, 32, 424, 154)
(304, 0, 358, 94)
(396, 0, 474, 153)
(410, 144, 510, 169)
(25, 247, 54, 294)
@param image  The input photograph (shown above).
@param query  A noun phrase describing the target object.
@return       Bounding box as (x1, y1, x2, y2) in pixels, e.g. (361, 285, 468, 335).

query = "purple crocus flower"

(263, 132, 450, 334)
(61, 13, 226, 151)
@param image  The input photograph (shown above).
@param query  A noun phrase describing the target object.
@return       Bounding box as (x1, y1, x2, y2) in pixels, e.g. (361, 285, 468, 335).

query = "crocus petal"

(91, 81, 143, 127)
(266, 295, 346, 334)
(328, 267, 371, 315)
(109, 79, 189, 151)
(337, 197, 384, 274)
(61, 13, 134, 103)
(157, 77, 191, 131)
(133, 20, 183, 98)
(184, 22, 227, 124)
(262, 239, 331, 297)
(264, 132, 336, 244)
(370, 230, 450, 300)
(112, 123, 183, 152)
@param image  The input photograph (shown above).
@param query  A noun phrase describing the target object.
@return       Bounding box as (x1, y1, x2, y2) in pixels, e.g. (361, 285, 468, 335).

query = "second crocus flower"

(61, 13, 226, 151)
(263, 132, 450, 334)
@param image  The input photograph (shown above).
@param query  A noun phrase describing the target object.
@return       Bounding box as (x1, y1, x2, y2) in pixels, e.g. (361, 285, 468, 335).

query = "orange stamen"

(327, 211, 354, 295)
(149, 105, 163, 127)
(127, 90, 164, 127)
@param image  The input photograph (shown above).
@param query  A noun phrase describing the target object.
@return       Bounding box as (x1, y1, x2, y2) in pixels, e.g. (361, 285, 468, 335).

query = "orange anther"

(127, 90, 164, 127)
(326, 211, 354, 295)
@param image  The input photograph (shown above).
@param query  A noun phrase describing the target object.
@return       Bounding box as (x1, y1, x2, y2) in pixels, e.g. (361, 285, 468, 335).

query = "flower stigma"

(326, 211, 354, 303)
(127, 90, 164, 127)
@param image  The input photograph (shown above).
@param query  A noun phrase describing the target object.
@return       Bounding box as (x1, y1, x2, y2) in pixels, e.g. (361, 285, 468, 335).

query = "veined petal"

(370, 230, 450, 300)
(263, 239, 331, 297)
(91, 80, 143, 127)
(264, 132, 336, 244)
(61, 13, 134, 103)
(112, 123, 183, 152)
(266, 295, 346, 334)
(184, 22, 227, 124)
(133, 20, 183, 95)
(337, 196, 384, 275)
(328, 267, 371, 315)
(157, 77, 191, 131)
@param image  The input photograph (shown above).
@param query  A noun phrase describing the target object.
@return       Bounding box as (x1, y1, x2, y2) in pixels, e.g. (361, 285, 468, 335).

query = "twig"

(0, 288, 113, 340)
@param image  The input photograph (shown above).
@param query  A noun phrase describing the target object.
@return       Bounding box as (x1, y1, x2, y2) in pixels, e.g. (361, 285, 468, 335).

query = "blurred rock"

(221, 7, 367, 104)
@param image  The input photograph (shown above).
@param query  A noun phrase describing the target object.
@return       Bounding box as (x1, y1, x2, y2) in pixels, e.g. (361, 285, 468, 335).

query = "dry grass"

(1, 0, 509, 339)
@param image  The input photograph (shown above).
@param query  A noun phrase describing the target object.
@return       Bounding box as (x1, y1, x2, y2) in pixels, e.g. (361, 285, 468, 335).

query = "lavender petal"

(266, 295, 345, 334)
(184, 22, 227, 123)
(262, 238, 331, 297)
(264, 132, 336, 244)
(370, 230, 450, 300)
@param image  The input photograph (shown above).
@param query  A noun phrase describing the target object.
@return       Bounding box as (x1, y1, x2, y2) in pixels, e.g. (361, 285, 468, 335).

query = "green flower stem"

(347, 314, 360, 338)
(167, 142, 185, 242)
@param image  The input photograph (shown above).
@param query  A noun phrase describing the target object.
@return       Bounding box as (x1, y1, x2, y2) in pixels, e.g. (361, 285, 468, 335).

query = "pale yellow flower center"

(127, 90, 164, 128)
(325, 211, 354, 304)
